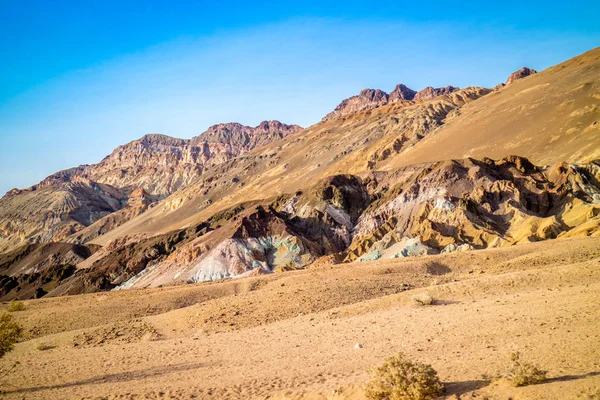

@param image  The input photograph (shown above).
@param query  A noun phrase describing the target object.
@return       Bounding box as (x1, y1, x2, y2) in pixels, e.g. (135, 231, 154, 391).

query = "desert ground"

(1, 236, 599, 399)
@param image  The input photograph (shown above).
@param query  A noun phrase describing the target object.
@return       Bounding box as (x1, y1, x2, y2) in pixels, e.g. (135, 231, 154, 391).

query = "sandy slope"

(385, 47, 600, 169)
(1, 236, 599, 399)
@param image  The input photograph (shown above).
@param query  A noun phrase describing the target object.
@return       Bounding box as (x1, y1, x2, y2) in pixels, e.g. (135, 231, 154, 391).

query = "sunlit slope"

(383, 47, 600, 169)
(89, 48, 599, 246)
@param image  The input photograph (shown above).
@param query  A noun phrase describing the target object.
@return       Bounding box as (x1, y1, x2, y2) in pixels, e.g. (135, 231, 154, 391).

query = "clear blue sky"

(1, 1, 599, 195)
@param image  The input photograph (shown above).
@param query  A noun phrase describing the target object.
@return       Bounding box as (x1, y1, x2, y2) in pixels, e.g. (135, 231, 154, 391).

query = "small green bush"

(0, 312, 22, 358)
(6, 301, 25, 312)
(365, 352, 444, 400)
(506, 352, 547, 387)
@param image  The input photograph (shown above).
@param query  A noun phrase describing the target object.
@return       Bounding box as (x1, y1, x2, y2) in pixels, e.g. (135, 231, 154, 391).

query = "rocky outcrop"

(322, 84, 460, 121)
(389, 84, 417, 102)
(322, 89, 390, 121)
(192, 121, 302, 151)
(345, 157, 600, 262)
(413, 86, 459, 101)
(0, 242, 99, 300)
(506, 67, 538, 85)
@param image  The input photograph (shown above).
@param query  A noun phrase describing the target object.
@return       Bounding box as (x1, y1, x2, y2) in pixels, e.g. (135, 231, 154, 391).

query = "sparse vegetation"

(506, 352, 547, 387)
(411, 293, 435, 306)
(35, 342, 55, 351)
(0, 312, 22, 358)
(6, 301, 25, 312)
(365, 352, 444, 400)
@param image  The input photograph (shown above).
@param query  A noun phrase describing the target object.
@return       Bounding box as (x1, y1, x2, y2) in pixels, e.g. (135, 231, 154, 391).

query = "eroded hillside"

(0, 48, 599, 300)
(0, 121, 302, 253)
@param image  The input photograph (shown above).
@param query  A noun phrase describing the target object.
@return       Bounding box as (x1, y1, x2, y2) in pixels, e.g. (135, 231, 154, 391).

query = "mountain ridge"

(0, 48, 599, 300)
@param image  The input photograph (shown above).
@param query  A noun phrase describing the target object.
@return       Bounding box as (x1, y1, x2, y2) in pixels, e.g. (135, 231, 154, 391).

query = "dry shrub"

(411, 293, 435, 306)
(35, 342, 55, 351)
(6, 301, 25, 312)
(365, 352, 444, 400)
(0, 312, 22, 358)
(506, 352, 547, 387)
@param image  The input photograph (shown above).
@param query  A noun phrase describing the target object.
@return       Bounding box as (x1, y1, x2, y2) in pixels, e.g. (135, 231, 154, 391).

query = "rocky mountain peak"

(413, 86, 459, 102)
(191, 121, 302, 149)
(358, 88, 389, 102)
(322, 88, 390, 122)
(389, 84, 417, 102)
(506, 67, 538, 85)
(322, 84, 459, 121)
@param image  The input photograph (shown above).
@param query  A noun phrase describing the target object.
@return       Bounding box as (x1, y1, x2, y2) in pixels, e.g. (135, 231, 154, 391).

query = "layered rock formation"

(3, 155, 598, 300)
(322, 89, 390, 121)
(1, 48, 600, 300)
(0, 121, 302, 253)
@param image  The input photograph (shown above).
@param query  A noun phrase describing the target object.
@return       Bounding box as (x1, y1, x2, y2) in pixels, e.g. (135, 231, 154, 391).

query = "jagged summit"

(191, 120, 302, 148)
(321, 84, 460, 121)
(389, 84, 417, 101)
(506, 66, 538, 85)
(413, 85, 459, 101)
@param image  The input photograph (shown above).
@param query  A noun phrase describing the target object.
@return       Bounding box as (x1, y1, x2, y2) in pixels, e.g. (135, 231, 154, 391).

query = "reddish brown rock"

(389, 84, 417, 102)
(506, 67, 538, 85)
(413, 86, 459, 101)
(322, 89, 390, 121)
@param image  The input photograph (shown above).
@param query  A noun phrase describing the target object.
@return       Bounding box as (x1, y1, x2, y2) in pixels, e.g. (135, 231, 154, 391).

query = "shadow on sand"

(443, 379, 491, 396)
(443, 371, 600, 397)
(4, 361, 211, 394)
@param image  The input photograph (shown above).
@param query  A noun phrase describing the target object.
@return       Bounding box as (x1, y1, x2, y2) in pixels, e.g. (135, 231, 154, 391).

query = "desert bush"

(35, 342, 55, 351)
(6, 301, 25, 312)
(506, 352, 547, 387)
(365, 352, 444, 400)
(411, 293, 435, 306)
(0, 312, 22, 358)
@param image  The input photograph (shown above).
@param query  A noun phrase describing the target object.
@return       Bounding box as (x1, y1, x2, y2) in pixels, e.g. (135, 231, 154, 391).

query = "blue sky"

(1, 1, 599, 195)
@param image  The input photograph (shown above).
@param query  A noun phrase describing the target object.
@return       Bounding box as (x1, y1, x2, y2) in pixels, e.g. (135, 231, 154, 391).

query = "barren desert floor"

(2, 236, 600, 399)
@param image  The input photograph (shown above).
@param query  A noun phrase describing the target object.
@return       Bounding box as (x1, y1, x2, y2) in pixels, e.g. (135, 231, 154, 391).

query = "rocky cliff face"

(0, 121, 302, 253)
(506, 67, 538, 85)
(321, 84, 460, 121)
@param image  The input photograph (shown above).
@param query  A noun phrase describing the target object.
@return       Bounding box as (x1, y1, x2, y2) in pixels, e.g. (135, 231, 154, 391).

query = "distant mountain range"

(1, 47, 598, 300)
